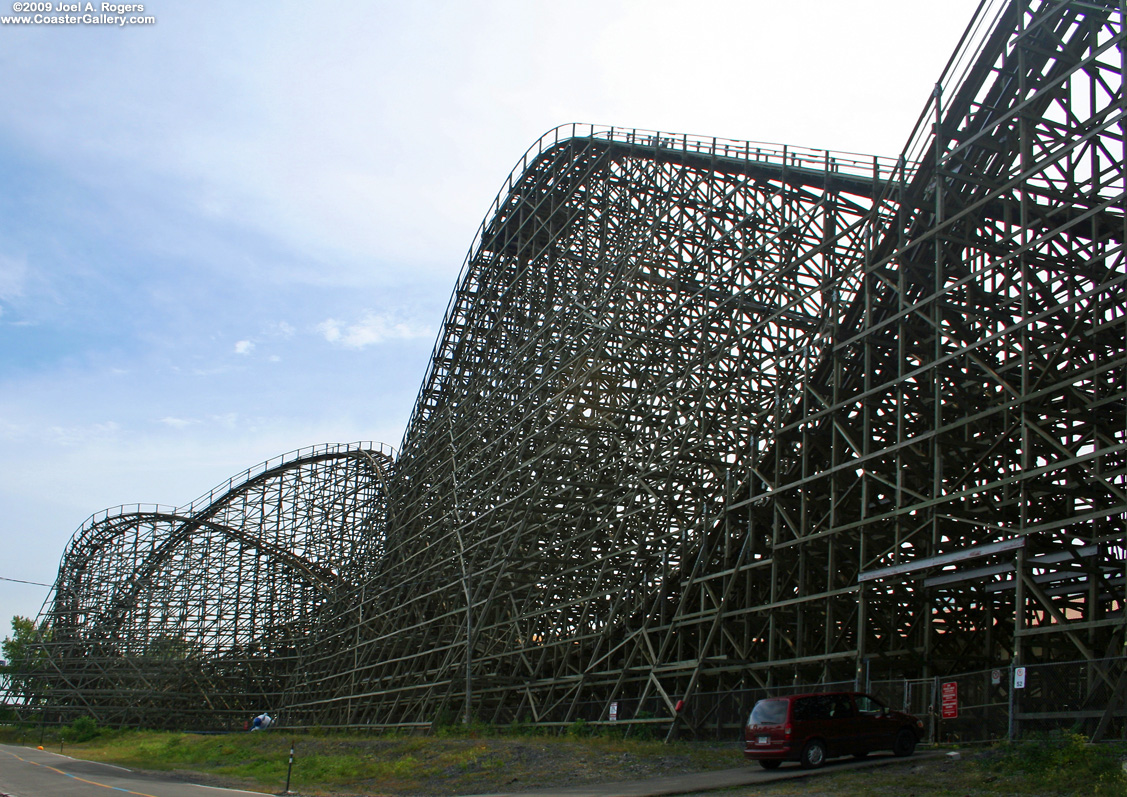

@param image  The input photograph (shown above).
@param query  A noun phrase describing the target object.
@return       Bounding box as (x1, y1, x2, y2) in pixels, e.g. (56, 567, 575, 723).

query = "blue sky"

(0, 0, 980, 630)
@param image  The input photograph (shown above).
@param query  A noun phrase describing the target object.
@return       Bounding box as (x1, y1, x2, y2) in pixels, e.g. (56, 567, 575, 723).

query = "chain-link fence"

(564, 657, 1127, 745)
(878, 658, 1127, 745)
(9, 657, 1124, 741)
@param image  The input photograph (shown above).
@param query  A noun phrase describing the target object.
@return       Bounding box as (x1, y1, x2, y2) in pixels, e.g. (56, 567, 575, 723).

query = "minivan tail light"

(783, 722, 792, 737)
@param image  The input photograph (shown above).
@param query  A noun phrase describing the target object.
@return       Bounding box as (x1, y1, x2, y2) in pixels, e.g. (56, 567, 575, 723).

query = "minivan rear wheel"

(800, 739, 827, 769)
(893, 728, 917, 757)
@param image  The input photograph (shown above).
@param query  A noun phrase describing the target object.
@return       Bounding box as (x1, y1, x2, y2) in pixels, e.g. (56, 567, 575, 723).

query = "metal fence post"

(1007, 660, 1015, 742)
(930, 676, 938, 745)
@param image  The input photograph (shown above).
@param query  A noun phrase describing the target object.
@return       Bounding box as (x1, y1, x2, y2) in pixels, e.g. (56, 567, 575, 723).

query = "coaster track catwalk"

(23, 0, 1127, 732)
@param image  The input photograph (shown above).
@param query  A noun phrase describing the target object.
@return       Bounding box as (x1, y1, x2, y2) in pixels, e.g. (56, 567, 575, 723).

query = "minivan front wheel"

(758, 760, 781, 770)
(800, 739, 827, 769)
(893, 729, 917, 757)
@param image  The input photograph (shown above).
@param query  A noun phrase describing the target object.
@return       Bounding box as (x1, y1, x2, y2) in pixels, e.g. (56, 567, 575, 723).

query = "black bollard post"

(284, 739, 294, 793)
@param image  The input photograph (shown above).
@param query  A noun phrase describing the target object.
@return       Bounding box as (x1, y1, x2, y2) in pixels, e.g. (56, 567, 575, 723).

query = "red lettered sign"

(941, 681, 958, 719)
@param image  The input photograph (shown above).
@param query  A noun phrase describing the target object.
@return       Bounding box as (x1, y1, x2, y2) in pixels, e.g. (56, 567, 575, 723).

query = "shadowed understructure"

(21, 0, 1127, 735)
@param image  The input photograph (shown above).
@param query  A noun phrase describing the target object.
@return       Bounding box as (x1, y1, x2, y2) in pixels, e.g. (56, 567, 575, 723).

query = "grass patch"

(975, 732, 1127, 796)
(12, 725, 1121, 796)
(722, 734, 1127, 797)
(0, 726, 742, 795)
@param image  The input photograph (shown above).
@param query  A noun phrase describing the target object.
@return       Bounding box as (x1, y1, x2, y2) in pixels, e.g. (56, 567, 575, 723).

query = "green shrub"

(566, 719, 591, 738)
(506, 720, 537, 736)
(981, 732, 1127, 795)
(68, 716, 100, 743)
(431, 708, 457, 733)
(433, 718, 490, 738)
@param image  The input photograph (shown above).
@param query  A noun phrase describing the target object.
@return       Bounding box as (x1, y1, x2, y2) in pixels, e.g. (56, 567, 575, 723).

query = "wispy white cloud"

(46, 421, 121, 447)
(209, 413, 240, 429)
(159, 417, 199, 429)
(268, 321, 295, 339)
(317, 311, 431, 350)
(0, 254, 28, 301)
(234, 339, 255, 355)
(161, 414, 244, 431)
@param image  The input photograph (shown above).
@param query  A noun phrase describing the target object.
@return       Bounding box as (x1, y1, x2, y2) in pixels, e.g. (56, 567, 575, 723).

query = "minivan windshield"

(748, 698, 787, 726)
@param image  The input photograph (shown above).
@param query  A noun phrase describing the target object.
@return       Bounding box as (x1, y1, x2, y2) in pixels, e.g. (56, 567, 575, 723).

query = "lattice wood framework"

(26, 0, 1127, 731)
(287, 132, 890, 726)
(30, 443, 393, 728)
(285, 0, 1125, 729)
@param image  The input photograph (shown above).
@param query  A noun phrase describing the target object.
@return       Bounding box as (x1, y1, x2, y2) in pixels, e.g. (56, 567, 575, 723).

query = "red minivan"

(744, 691, 923, 769)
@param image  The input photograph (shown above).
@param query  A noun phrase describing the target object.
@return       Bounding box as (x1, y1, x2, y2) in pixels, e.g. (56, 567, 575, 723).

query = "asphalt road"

(0, 743, 269, 797)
